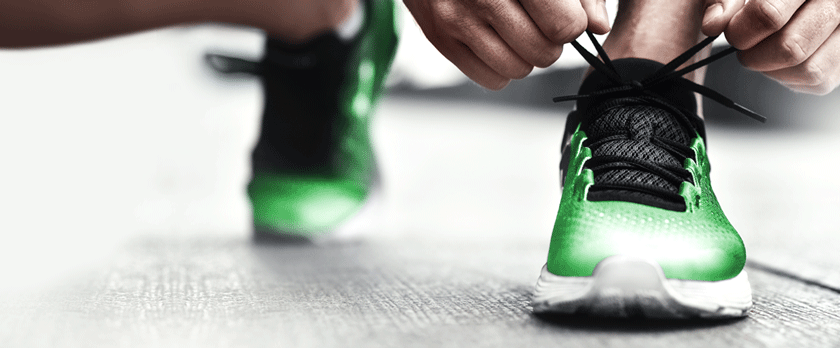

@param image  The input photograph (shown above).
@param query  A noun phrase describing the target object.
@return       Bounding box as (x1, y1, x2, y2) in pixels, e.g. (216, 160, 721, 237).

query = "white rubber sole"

(253, 186, 383, 244)
(329, 186, 384, 241)
(532, 255, 752, 318)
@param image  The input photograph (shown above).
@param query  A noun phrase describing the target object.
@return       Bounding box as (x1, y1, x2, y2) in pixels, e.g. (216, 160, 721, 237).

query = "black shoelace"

(555, 31, 766, 208)
(555, 31, 765, 122)
(205, 50, 317, 75)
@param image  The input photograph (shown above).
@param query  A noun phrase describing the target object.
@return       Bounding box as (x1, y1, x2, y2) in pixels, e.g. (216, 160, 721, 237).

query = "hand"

(723, 0, 840, 95)
(404, 0, 610, 90)
(701, 0, 746, 37)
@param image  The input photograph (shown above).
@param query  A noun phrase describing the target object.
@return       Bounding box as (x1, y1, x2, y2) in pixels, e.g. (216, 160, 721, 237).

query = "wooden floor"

(2, 28, 840, 347)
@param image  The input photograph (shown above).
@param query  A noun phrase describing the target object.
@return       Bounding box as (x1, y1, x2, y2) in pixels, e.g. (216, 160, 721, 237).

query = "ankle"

(600, 0, 707, 83)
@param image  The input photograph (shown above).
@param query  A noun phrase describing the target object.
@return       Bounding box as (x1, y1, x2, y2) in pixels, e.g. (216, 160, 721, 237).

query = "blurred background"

(2, 3, 840, 346)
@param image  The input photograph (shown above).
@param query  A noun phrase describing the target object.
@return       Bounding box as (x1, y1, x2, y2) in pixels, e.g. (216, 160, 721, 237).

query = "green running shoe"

(207, 0, 398, 239)
(533, 33, 764, 318)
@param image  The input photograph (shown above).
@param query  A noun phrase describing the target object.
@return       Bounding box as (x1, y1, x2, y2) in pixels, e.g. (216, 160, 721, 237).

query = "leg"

(602, 0, 710, 98)
(603, 0, 706, 72)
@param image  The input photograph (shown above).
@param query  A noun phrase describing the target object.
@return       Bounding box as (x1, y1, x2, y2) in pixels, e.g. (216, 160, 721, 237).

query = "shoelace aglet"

(732, 103, 767, 123)
(205, 54, 262, 74)
(553, 94, 587, 103)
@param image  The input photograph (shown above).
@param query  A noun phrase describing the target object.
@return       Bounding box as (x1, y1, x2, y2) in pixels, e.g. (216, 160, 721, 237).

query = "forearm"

(0, 0, 218, 48)
(0, 0, 357, 48)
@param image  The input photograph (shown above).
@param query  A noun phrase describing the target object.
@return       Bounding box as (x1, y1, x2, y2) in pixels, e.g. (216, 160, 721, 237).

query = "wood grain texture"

(1, 238, 840, 348)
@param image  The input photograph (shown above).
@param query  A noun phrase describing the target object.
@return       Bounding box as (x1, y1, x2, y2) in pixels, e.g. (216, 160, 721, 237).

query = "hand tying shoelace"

(555, 31, 765, 123)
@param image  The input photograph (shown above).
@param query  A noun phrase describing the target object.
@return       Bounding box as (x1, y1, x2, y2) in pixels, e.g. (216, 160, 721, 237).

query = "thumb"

(702, 0, 744, 37)
(580, 0, 610, 35)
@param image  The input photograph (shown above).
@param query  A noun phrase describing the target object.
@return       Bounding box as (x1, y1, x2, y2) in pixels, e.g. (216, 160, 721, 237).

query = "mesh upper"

(584, 103, 692, 208)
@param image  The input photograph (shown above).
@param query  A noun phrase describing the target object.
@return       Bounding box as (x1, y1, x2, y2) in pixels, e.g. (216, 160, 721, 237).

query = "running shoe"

(206, 0, 398, 238)
(532, 32, 764, 318)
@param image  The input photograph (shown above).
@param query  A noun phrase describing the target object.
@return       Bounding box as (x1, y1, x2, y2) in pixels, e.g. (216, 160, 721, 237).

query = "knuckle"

(794, 83, 833, 96)
(531, 46, 561, 68)
(778, 34, 810, 66)
(430, 0, 460, 25)
(472, 0, 504, 17)
(484, 77, 510, 91)
(801, 61, 828, 85)
(497, 61, 532, 80)
(510, 64, 534, 79)
(545, 16, 587, 43)
(747, 0, 787, 31)
(813, 85, 833, 95)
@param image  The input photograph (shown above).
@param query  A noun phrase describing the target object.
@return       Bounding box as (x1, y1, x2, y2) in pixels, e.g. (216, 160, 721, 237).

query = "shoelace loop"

(554, 31, 767, 123)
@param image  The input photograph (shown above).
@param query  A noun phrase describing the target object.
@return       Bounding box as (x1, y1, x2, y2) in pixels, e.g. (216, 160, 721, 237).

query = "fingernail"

(703, 4, 723, 26)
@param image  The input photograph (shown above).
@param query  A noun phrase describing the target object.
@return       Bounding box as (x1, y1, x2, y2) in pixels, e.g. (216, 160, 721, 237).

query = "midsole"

(533, 257, 752, 311)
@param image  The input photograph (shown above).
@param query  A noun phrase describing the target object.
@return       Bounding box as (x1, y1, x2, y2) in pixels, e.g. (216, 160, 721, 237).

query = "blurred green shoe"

(532, 33, 763, 318)
(207, 0, 398, 239)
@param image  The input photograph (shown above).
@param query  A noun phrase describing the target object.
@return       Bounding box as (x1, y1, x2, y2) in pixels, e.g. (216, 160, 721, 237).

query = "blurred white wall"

(0, 27, 265, 293)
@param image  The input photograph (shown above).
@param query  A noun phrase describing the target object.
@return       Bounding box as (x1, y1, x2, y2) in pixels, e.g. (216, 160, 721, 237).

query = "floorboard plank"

(1, 238, 839, 348)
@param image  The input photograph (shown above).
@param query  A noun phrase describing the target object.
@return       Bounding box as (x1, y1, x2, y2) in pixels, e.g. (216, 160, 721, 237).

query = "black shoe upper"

(564, 59, 703, 211)
(251, 35, 355, 175)
(556, 33, 765, 212)
(206, 33, 357, 176)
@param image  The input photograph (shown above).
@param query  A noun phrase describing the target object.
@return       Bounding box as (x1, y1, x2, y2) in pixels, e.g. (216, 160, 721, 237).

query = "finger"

(738, 0, 840, 71)
(457, 22, 534, 80)
(410, 0, 522, 89)
(580, 0, 610, 35)
(409, 0, 513, 91)
(436, 36, 512, 90)
(480, 0, 563, 67)
(701, 0, 745, 36)
(763, 26, 840, 95)
(780, 82, 838, 95)
(725, 0, 807, 50)
(519, 0, 588, 44)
